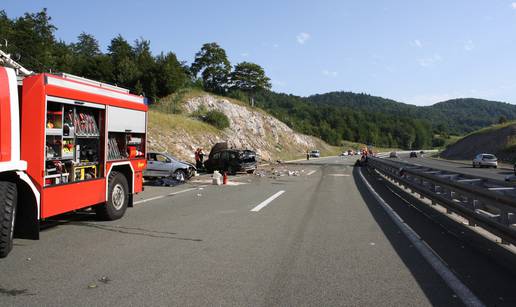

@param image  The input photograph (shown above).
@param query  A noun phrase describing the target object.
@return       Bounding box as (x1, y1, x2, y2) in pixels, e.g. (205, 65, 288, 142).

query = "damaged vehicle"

(205, 143, 257, 174)
(144, 152, 196, 181)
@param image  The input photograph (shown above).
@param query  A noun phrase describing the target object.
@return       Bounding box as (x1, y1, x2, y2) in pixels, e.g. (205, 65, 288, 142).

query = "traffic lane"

(396, 154, 513, 182)
(259, 162, 457, 307)
(1, 161, 452, 306)
(358, 167, 516, 306)
(0, 164, 318, 306)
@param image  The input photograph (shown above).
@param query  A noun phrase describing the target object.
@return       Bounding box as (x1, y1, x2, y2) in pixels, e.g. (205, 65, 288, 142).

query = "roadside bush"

(204, 110, 230, 129)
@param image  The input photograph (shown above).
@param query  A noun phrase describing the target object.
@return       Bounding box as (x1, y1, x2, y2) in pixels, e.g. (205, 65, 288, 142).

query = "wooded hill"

(308, 92, 516, 135)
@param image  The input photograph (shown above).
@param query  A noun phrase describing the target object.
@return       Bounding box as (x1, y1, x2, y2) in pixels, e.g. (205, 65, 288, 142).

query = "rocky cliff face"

(148, 94, 335, 162)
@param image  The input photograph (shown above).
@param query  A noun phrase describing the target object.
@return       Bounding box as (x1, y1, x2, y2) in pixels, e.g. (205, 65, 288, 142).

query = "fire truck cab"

(0, 55, 148, 258)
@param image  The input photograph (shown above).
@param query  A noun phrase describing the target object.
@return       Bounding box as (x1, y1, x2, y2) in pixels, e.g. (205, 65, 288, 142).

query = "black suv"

(205, 149, 257, 174)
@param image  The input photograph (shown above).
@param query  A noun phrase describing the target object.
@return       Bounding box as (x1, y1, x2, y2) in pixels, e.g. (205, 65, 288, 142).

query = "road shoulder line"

(358, 168, 484, 307)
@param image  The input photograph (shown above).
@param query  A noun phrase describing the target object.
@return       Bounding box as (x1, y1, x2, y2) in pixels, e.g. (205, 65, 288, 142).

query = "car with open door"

(204, 149, 257, 174)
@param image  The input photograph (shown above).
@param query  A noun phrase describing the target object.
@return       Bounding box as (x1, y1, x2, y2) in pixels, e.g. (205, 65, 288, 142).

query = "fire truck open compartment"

(44, 100, 104, 186)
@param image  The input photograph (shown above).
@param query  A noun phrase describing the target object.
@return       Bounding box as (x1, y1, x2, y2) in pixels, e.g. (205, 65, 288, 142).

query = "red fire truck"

(0, 49, 147, 257)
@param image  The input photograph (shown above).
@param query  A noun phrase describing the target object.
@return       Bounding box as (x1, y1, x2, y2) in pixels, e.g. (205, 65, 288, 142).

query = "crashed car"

(144, 152, 196, 181)
(204, 143, 257, 174)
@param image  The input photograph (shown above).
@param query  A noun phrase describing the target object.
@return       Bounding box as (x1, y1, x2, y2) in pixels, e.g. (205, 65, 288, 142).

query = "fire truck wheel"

(96, 172, 128, 221)
(0, 181, 17, 258)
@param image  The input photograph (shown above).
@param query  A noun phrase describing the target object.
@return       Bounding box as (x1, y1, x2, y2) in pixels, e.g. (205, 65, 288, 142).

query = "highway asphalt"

(0, 156, 515, 306)
(395, 153, 515, 182)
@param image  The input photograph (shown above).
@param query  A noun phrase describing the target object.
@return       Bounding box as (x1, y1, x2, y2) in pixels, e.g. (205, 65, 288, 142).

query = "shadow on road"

(352, 166, 462, 306)
(353, 166, 516, 306)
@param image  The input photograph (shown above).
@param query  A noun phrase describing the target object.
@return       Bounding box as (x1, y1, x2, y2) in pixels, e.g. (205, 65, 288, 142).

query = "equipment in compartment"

(44, 160, 70, 185)
(63, 107, 75, 137)
(62, 138, 75, 159)
(46, 136, 62, 159)
(75, 110, 99, 136)
(108, 133, 144, 160)
(108, 135, 125, 160)
(44, 102, 102, 186)
(72, 163, 97, 181)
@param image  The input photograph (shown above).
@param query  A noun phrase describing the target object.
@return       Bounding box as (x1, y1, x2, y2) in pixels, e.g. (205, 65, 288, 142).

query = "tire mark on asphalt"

(70, 222, 202, 242)
(263, 164, 329, 306)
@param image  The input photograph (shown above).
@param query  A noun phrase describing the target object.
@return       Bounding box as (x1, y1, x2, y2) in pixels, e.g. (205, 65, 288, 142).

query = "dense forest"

(1, 9, 511, 150)
(252, 91, 432, 149)
(308, 92, 516, 135)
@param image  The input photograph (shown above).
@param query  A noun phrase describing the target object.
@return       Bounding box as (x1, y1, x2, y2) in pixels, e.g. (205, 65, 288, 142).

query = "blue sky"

(3, 0, 516, 105)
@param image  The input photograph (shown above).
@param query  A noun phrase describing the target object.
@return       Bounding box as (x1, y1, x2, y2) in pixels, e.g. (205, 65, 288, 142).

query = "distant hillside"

(306, 92, 516, 135)
(440, 121, 516, 163)
(253, 90, 433, 150)
(148, 90, 342, 162)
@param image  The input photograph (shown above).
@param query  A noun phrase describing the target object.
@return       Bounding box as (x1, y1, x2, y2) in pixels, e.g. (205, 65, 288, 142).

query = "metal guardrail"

(367, 156, 516, 246)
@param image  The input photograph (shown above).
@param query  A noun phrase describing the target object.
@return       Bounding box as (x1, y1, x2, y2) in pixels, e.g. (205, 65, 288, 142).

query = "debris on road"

(98, 276, 110, 284)
(254, 165, 305, 177)
(147, 177, 185, 187)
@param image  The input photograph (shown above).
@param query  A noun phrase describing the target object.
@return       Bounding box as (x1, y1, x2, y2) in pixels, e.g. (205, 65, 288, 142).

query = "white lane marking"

(251, 190, 285, 212)
(488, 187, 514, 191)
(307, 170, 317, 176)
(134, 187, 200, 205)
(358, 168, 484, 307)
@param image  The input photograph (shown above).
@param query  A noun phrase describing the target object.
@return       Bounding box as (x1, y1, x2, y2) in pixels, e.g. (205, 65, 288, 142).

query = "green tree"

(230, 62, 271, 105)
(230, 61, 271, 93)
(6, 9, 56, 71)
(156, 52, 188, 96)
(134, 38, 158, 99)
(499, 115, 508, 124)
(108, 35, 138, 87)
(190, 42, 231, 93)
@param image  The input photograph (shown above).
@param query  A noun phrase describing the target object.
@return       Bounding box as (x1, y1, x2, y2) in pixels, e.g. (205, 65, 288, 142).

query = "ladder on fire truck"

(0, 44, 130, 93)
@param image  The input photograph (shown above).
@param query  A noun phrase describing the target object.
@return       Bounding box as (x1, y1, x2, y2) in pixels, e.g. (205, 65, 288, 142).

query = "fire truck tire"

(0, 181, 17, 258)
(96, 172, 128, 221)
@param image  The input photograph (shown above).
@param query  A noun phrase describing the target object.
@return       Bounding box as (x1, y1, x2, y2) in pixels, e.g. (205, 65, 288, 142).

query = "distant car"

(389, 151, 398, 158)
(205, 149, 257, 174)
(472, 153, 498, 168)
(339, 152, 348, 156)
(410, 151, 418, 158)
(310, 150, 320, 158)
(144, 152, 196, 181)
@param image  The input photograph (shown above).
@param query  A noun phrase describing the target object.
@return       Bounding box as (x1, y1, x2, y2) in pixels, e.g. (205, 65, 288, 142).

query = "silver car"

(472, 153, 498, 168)
(144, 152, 196, 181)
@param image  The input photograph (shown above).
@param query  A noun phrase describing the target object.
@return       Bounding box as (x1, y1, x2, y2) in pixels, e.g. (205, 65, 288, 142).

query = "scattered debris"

(148, 177, 185, 187)
(98, 276, 110, 284)
(196, 193, 202, 197)
(87, 283, 97, 289)
(25, 257, 31, 262)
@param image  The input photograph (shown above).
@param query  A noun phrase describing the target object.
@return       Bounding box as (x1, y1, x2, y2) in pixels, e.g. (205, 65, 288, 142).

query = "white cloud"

(511, 2, 516, 9)
(322, 69, 338, 77)
(412, 39, 423, 48)
(464, 40, 474, 51)
(417, 54, 442, 67)
(296, 32, 311, 44)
